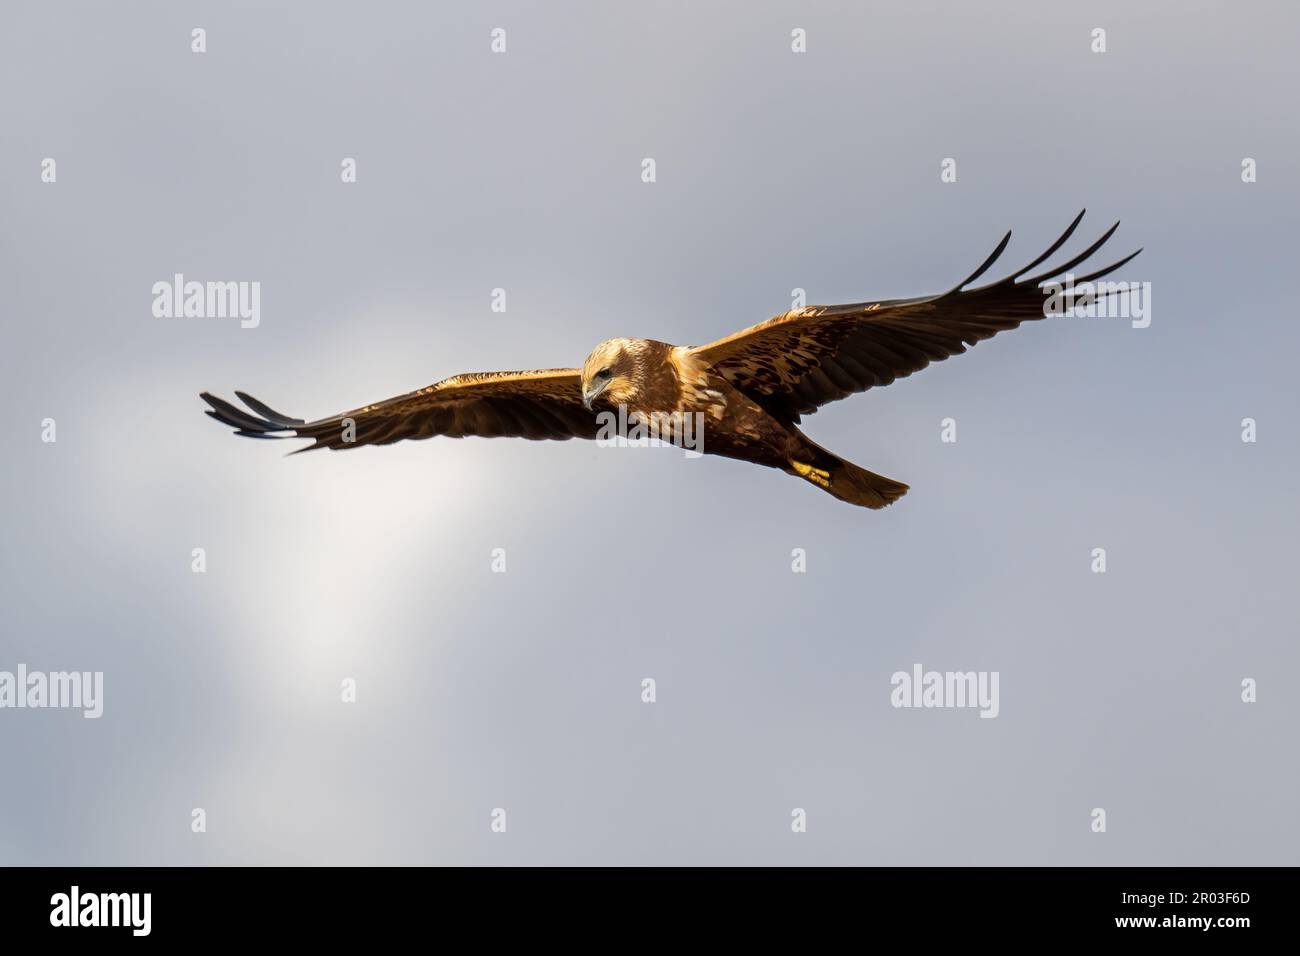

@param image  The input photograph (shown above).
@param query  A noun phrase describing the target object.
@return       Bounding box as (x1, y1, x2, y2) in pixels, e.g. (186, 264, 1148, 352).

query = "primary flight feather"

(202, 212, 1140, 509)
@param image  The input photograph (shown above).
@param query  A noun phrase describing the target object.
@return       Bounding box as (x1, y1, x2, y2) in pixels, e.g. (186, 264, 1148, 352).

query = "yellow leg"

(791, 460, 831, 488)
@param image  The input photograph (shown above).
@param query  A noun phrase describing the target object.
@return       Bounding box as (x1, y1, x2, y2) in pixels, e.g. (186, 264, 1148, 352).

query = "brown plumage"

(201, 212, 1139, 509)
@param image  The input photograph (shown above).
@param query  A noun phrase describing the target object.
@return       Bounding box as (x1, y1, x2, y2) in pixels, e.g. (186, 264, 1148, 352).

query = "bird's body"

(202, 212, 1139, 509)
(600, 341, 909, 506)
(597, 339, 797, 470)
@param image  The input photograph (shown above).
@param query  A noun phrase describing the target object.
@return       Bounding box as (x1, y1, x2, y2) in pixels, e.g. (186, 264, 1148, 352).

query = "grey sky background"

(1, 0, 1296, 865)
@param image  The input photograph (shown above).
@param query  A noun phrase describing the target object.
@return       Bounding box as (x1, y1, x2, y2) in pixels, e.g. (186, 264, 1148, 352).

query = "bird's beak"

(581, 379, 607, 411)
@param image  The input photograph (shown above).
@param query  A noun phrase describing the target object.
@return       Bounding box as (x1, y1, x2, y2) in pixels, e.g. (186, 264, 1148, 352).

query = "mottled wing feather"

(202, 368, 597, 451)
(690, 212, 1141, 422)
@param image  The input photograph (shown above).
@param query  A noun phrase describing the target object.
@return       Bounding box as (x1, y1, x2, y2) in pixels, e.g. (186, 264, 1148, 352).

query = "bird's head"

(580, 338, 646, 410)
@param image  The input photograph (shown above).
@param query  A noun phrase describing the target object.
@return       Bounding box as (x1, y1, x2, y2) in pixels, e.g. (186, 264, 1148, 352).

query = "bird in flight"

(202, 211, 1139, 509)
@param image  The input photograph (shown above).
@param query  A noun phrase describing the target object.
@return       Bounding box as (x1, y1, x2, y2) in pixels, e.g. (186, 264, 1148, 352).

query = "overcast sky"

(1, 0, 1296, 864)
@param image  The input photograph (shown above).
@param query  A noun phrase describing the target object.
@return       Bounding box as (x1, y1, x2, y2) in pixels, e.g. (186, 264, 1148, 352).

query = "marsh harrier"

(202, 212, 1139, 509)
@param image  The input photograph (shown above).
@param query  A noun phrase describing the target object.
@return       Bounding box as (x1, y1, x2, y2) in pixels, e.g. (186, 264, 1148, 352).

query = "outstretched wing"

(690, 211, 1141, 422)
(201, 368, 597, 451)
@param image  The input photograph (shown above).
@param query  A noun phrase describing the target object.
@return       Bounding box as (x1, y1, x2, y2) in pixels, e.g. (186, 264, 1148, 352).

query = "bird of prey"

(202, 212, 1139, 509)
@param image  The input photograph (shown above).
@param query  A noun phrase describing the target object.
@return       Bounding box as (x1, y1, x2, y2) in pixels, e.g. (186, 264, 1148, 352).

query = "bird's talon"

(792, 461, 831, 487)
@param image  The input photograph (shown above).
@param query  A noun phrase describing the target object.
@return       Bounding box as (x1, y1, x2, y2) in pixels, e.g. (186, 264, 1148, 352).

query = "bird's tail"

(832, 459, 909, 509)
(788, 452, 909, 509)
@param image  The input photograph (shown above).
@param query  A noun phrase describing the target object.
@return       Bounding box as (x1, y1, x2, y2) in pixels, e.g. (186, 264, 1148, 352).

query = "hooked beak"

(582, 379, 608, 411)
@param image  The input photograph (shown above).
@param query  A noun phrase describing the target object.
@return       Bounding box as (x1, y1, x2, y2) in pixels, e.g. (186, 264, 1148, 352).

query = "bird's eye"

(597, 368, 612, 379)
